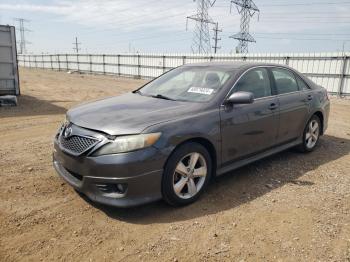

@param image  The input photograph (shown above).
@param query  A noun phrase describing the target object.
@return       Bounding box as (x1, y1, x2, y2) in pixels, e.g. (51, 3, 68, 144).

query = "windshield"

(137, 66, 235, 102)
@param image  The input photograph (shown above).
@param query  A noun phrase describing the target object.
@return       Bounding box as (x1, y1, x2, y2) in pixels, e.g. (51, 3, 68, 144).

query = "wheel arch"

(163, 137, 218, 177)
(313, 111, 324, 135)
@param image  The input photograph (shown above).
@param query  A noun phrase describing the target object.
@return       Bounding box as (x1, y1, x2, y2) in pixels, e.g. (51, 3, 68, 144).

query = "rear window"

(272, 68, 299, 94)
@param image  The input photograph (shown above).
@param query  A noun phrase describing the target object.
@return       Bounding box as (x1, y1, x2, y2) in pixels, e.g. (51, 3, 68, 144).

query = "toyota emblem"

(64, 126, 73, 138)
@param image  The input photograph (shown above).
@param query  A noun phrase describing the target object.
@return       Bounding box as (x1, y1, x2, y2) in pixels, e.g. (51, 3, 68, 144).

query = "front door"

(220, 67, 279, 165)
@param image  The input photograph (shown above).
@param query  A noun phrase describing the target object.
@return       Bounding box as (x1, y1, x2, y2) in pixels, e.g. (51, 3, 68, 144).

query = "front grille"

(59, 135, 98, 155)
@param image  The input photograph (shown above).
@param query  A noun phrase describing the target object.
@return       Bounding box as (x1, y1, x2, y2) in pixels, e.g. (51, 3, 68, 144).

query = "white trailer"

(0, 25, 19, 101)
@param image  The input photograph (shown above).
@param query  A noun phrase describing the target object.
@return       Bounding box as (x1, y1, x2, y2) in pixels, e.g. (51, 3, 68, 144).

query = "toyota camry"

(53, 62, 330, 207)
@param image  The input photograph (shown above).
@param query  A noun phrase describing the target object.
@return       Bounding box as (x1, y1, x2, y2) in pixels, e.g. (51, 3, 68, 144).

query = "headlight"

(93, 133, 161, 156)
(56, 115, 68, 137)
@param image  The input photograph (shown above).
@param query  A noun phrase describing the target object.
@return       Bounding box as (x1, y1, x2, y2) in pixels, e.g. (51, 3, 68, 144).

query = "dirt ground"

(1, 68, 350, 262)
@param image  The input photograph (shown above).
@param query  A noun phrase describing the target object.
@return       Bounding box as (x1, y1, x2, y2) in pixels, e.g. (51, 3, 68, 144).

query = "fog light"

(96, 183, 127, 195)
(116, 183, 127, 194)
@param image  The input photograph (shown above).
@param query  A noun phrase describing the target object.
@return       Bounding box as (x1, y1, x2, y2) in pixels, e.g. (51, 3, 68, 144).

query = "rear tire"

(162, 142, 212, 206)
(297, 115, 321, 153)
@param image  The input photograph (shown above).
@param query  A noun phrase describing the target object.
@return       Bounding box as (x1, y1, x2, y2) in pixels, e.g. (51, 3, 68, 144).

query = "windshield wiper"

(151, 94, 175, 101)
(133, 90, 143, 96)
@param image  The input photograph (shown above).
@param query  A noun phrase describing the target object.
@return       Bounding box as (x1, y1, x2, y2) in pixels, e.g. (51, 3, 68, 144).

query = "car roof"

(183, 61, 289, 70)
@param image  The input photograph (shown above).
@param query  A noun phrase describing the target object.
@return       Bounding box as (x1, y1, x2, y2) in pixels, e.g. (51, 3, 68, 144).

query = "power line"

(229, 0, 260, 54)
(78, 1, 193, 36)
(253, 32, 350, 36)
(72, 37, 81, 53)
(215, 1, 350, 8)
(254, 36, 350, 41)
(261, 1, 350, 6)
(187, 0, 217, 54)
(14, 18, 31, 54)
(212, 22, 222, 53)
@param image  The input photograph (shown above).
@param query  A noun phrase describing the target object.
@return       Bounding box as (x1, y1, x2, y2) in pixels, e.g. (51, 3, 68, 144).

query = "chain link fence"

(18, 53, 350, 96)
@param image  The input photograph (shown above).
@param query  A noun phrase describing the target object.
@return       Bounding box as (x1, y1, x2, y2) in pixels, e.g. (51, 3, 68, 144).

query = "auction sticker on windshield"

(187, 87, 214, 95)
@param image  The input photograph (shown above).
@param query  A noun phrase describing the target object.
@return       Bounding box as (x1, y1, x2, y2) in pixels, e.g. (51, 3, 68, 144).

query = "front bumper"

(53, 141, 166, 207)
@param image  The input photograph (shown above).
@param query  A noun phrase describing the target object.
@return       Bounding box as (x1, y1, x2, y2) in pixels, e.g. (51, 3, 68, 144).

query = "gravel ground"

(0, 68, 349, 262)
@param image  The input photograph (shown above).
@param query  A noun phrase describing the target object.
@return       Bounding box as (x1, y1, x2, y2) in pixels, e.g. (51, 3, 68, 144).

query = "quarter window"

(234, 68, 271, 99)
(296, 75, 310, 90)
(272, 68, 299, 94)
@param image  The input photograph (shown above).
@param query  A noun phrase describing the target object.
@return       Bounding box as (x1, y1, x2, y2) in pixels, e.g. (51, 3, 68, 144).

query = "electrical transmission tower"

(230, 0, 259, 54)
(187, 0, 217, 54)
(73, 37, 81, 53)
(212, 22, 222, 54)
(14, 18, 31, 54)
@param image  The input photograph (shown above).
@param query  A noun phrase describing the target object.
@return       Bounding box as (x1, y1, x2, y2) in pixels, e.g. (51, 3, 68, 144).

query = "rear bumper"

(53, 141, 166, 207)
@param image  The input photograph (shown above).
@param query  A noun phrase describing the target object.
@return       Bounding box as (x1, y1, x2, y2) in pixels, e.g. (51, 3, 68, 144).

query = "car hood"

(67, 93, 200, 135)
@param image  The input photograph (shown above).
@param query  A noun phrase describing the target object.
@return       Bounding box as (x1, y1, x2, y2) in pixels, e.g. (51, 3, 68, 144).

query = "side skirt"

(216, 139, 302, 176)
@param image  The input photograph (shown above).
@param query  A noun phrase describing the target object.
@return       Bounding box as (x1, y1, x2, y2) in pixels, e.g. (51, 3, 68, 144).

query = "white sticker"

(187, 87, 214, 95)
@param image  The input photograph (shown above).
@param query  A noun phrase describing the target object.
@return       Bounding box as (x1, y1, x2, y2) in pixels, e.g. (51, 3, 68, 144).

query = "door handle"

(307, 94, 313, 101)
(269, 103, 278, 110)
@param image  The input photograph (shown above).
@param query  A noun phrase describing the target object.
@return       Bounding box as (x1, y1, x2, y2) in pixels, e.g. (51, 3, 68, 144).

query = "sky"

(0, 0, 350, 54)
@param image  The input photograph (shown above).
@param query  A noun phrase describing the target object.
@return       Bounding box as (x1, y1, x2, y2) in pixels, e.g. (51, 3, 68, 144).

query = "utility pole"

(186, 0, 217, 54)
(14, 18, 31, 54)
(212, 22, 222, 54)
(229, 0, 259, 54)
(72, 37, 81, 53)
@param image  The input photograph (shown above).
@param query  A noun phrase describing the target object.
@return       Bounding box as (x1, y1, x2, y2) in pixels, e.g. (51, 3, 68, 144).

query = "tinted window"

(234, 68, 271, 99)
(296, 75, 310, 90)
(272, 68, 299, 94)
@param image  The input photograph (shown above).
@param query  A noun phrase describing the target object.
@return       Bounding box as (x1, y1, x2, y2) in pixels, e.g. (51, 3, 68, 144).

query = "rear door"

(270, 67, 309, 144)
(220, 67, 279, 165)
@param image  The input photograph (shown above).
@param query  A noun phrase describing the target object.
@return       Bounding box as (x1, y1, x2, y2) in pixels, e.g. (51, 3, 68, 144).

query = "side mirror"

(226, 91, 254, 104)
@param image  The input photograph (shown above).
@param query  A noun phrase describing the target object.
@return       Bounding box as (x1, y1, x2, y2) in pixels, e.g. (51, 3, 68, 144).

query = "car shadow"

(0, 95, 68, 117)
(83, 134, 349, 224)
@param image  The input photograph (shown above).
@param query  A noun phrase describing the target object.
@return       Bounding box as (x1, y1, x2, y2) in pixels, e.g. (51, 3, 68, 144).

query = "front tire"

(162, 142, 212, 206)
(298, 115, 321, 152)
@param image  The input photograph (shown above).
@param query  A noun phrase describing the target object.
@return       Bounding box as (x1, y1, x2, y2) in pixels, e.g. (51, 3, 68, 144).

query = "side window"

(234, 68, 271, 99)
(272, 68, 299, 94)
(296, 75, 310, 90)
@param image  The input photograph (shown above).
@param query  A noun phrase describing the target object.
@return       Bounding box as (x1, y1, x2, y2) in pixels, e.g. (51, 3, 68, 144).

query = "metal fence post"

(117, 54, 121, 76)
(34, 55, 37, 68)
(182, 55, 186, 65)
(28, 55, 31, 68)
(338, 55, 348, 97)
(103, 54, 106, 75)
(162, 55, 166, 73)
(285, 56, 290, 66)
(137, 54, 141, 78)
(89, 54, 92, 74)
(41, 54, 44, 69)
(66, 54, 69, 71)
(50, 55, 53, 70)
(57, 54, 61, 71)
(77, 54, 80, 73)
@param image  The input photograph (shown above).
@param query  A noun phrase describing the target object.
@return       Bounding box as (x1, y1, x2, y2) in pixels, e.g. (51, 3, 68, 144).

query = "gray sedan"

(53, 62, 330, 207)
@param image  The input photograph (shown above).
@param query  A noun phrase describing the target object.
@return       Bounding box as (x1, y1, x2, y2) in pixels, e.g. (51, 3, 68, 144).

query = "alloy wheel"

(305, 119, 319, 149)
(173, 152, 207, 199)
